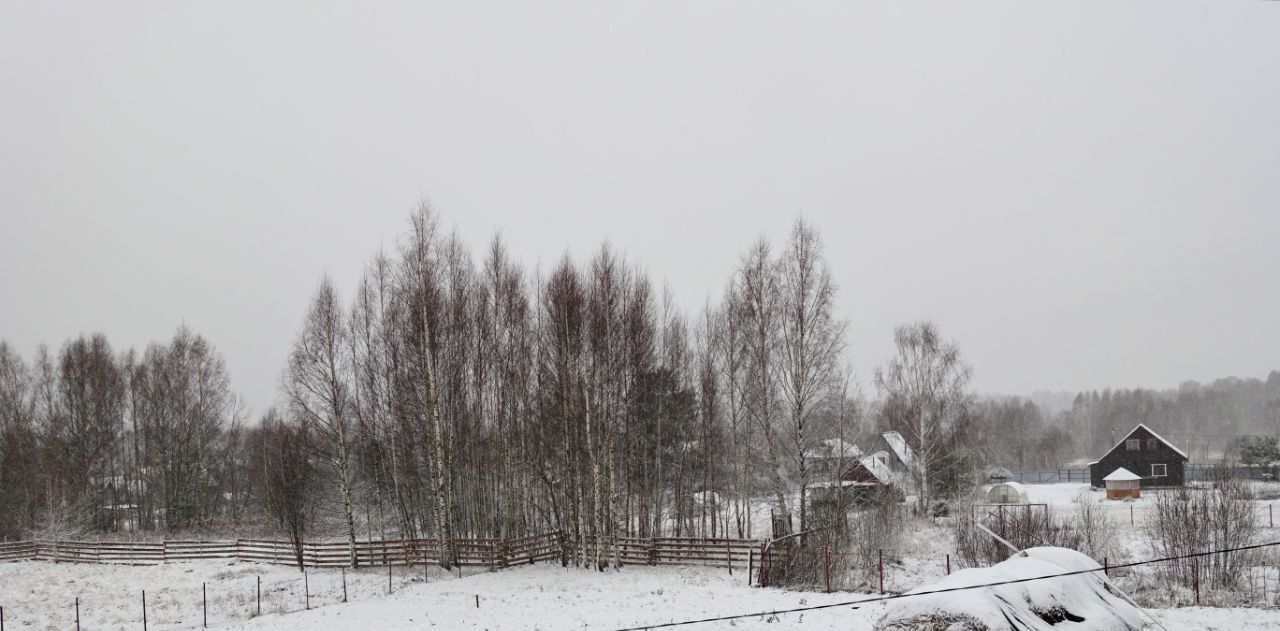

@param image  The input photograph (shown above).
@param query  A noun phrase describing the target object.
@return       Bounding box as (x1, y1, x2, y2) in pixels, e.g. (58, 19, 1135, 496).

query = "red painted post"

(879, 549, 884, 595)
(1193, 558, 1200, 605)
(946, 553, 951, 575)
(824, 546, 831, 593)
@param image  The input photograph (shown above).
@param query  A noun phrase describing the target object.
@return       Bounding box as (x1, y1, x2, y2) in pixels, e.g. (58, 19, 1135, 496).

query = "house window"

(1126, 439, 1140, 451)
(1147, 439, 1159, 450)
(1151, 463, 1167, 477)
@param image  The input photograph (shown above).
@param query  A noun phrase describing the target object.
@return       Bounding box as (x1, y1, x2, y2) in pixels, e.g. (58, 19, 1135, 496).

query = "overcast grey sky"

(2, 1, 1277, 414)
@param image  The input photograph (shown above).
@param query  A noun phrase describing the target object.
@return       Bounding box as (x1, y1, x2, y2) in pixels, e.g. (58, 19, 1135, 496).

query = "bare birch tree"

(874, 322, 971, 514)
(285, 277, 360, 566)
(777, 219, 846, 533)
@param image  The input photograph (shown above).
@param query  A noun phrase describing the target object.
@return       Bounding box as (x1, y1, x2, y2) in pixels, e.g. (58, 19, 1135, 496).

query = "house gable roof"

(879, 431, 915, 470)
(1093, 423, 1188, 463)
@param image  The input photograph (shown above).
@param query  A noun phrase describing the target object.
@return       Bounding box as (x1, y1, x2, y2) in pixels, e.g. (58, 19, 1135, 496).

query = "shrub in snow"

(952, 491, 1120, 570)
(874, 547, 1145, 631)
(1140, 468, 1258, 603)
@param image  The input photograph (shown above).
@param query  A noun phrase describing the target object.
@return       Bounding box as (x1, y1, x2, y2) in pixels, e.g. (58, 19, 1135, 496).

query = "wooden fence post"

(760, 544, 768, 588)
(946, 553, 951, 575)
(343, 568, 348, 602)
(748, 549, 754, 586)
(304, 569, 309, 610)
(202, 583, 207, 628)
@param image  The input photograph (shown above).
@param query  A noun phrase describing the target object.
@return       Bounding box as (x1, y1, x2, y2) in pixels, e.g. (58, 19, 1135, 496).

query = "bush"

(1146, 467, 1257, 596)
(952, 491, 1120, 569)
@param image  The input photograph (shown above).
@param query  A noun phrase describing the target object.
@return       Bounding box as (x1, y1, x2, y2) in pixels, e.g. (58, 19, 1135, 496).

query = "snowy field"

(4, 560, 1280, 630)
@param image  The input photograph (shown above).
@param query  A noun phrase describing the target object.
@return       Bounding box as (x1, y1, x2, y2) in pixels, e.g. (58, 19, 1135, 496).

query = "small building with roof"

(985, 480, 1029, 504)
(1103, 467, 1142, 499)
(1088, 424, 1188, 489)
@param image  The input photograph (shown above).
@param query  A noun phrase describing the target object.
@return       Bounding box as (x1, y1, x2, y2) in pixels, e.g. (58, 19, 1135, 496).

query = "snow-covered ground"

(4, 559, 1280, 630)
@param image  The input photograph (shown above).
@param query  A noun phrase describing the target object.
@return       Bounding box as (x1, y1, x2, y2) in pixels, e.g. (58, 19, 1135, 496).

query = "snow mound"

(874, 547, 1146, 631)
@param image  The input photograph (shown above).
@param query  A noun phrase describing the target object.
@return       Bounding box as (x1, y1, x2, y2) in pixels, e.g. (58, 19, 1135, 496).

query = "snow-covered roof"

(1098, 423, 1188, 460)
(988, 481, 1028, 493)
(1103, 467, 1141, 482)
(858, 455, 896, 485)
(804, 438, 862, 460)
(880, 431, 915, 470)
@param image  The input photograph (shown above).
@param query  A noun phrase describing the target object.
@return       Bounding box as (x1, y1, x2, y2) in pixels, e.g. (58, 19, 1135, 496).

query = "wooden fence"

(568, 535, 759, 568)
(0, 532, 561, 568)
(0, 532, 762, 570)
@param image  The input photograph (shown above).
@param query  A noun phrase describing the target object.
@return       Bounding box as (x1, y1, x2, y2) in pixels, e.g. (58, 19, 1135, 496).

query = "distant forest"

(1, 205, 1276, 566)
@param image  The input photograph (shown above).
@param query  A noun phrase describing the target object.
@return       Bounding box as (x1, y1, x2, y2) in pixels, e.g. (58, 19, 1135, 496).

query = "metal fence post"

(304, 569, 310, 610)
(878, 549, 885, 595)
(343, 567, 348, 602)
(946, 553, 951, 575)
(76, 597, 80, 631)
(824, 546, 831, 593)
(142, 590, 147, 631)
(256, 576, 260, 616)
(202, 583, 207, 628)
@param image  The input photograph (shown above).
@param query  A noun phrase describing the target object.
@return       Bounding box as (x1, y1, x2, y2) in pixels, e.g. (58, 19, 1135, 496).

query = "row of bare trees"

(264, 206, 865, 569)
(0, 329, 246, 540)
(1, 205, 989, 571)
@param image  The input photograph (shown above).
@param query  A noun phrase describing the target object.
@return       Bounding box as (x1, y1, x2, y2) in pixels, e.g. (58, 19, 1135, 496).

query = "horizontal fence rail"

(0, 532, 764, 570)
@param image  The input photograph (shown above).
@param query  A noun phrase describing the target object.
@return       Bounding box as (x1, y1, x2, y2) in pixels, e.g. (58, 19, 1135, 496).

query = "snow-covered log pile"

(875, 547, 1146, 630)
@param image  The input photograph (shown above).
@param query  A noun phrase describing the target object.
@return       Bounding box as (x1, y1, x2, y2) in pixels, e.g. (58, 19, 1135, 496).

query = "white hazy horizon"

(2, 1, 1278, 414)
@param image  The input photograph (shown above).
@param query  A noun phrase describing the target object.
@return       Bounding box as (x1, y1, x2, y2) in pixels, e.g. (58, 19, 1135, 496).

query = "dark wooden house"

(1089, 424, 1187, 488)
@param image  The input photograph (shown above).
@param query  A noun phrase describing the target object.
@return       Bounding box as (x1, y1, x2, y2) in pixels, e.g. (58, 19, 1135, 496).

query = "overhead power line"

(602, 539, 1280, 631)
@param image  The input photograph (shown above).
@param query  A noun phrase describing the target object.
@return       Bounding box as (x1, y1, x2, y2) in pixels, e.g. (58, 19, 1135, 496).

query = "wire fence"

(0, 533, 766, 631)
(0, 558, 500, 631)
